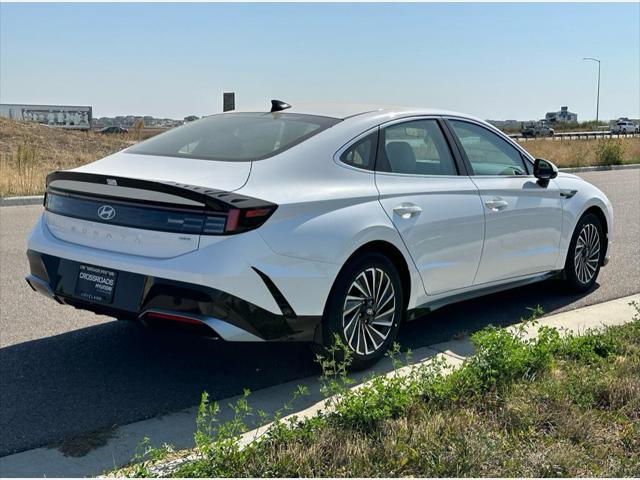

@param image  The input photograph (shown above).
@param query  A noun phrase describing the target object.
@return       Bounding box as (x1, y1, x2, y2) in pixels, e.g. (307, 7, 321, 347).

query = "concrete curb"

(0, 195, 43, 207)
(0, 164, 638, 208)
(2, 294, 637, 477)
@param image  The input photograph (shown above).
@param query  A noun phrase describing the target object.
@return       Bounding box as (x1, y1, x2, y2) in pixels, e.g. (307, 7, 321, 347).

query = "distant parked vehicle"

(521, 121, 554, 138)
(99, 126, 128, 134)
(611, 120, 639, 134)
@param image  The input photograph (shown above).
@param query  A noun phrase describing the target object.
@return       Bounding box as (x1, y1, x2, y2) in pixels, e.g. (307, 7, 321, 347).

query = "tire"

(316, 252, 404, 371)
(563, 213, 604, 293)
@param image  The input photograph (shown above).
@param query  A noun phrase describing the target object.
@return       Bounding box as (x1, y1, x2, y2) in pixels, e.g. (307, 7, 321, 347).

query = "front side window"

(339, 131, 378, 170)
(127, 113, 340, 161)
(449, 120, 528, 176)
(377, 119, 457, 175)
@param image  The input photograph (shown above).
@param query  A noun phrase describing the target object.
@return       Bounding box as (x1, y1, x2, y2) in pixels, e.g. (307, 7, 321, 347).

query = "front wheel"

(317, 252, 404, 371)
(563, 213, 603, 292)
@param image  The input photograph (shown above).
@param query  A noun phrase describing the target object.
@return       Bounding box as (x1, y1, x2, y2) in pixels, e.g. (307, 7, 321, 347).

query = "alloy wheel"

(574, 223, 600, 284)
(342, 267, 396, 356)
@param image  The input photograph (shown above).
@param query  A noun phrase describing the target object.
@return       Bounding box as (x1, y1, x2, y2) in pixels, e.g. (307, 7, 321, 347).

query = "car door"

(446, 118, 564, 285)
(375, 118, 485, 295)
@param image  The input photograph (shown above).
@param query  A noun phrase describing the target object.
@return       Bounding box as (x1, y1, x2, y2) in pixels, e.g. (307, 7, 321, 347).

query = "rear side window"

(127, 113, 340, 161)
(449, 120, 528, 176)
(339, 131, 378, 170)
(377, 119, 458, 176)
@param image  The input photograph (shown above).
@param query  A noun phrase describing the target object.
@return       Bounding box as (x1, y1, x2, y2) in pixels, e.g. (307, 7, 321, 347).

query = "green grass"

(121, 303, 640, 478)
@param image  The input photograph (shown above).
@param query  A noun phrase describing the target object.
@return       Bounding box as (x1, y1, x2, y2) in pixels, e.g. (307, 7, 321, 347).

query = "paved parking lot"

(1, 169, 639, 457)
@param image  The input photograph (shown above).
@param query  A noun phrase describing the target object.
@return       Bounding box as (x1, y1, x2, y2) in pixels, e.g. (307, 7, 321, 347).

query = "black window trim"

(373, 116, 466, 178)
(443, 116, 534, 177)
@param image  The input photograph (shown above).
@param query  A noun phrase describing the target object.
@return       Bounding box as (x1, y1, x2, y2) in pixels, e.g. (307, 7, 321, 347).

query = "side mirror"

(533, 158, 558, 187)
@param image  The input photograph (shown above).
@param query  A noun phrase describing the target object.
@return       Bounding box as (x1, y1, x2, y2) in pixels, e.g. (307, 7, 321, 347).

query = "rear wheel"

(563, 213, 603, 292)
(317, 253, 404, 371)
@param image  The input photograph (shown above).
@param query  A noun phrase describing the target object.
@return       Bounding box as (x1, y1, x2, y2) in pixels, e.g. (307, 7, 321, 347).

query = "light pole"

(583, 57, 601, 123)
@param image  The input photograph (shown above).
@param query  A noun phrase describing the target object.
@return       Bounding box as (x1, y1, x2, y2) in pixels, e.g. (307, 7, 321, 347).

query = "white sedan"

(26, 101, 613, 369)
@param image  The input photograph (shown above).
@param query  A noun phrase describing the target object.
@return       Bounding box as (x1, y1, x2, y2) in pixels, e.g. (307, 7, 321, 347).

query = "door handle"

(484, 197, 509, 211)
(393, 203, 422, 219)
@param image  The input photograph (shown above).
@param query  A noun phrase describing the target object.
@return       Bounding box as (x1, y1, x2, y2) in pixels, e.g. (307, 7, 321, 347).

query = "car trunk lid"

(75, 151, 252, 192)
(43, 159, 272, 258)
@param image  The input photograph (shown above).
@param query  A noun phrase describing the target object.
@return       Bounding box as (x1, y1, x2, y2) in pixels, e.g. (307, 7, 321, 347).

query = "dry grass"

(518, 137, 640, 168)
(114, 315, 639, 478)
(176, 321, 640, 477)
(0, 118, 136, 197)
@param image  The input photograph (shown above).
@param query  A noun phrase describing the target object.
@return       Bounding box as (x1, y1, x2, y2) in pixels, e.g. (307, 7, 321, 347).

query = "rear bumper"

(26, 249, 321, 342)
(28, 212, 338, 317)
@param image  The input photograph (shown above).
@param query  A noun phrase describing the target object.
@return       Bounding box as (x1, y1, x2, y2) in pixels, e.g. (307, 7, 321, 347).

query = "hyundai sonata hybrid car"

(26, 101, 613, 369)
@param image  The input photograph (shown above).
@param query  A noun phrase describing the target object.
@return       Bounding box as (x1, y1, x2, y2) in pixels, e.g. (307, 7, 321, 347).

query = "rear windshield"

(127, 112, 340, 161)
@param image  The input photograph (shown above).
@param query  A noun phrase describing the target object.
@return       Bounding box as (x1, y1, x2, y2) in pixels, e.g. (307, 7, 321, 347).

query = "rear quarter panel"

(239, 127, 428, 311)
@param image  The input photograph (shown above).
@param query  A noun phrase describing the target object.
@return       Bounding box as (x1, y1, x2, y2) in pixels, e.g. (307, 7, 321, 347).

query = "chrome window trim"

(378, 114, 442, 128)
(373, 171, 461, 179)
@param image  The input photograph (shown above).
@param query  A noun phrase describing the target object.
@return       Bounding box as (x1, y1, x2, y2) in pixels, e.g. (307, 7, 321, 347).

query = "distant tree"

(184, 115, 199, 123)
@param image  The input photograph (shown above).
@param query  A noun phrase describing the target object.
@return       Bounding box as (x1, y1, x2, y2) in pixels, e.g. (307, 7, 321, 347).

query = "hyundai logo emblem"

(97, 205, 116, 221)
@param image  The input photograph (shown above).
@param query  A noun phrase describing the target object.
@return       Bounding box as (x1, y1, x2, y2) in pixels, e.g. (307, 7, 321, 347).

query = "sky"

(1, 2, 638, 121)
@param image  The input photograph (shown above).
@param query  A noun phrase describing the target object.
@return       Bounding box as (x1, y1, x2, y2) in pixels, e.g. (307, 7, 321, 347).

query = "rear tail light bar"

(141, 311, 220, 337)
(45, 171, 277, 236)
(224, 206, 277, 233)
(143, 311, 203, 325)
(201, 205, 278, 234)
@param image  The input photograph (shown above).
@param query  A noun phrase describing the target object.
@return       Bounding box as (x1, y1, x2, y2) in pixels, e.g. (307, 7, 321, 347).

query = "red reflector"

(245, 208, 272, 218)
(225, 209, 241, 232)
(145, 312, 202, 325)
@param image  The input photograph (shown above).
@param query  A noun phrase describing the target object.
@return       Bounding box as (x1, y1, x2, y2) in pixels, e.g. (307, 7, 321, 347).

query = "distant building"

(546, 106, 577, 123)
(0, 103, 92, 130)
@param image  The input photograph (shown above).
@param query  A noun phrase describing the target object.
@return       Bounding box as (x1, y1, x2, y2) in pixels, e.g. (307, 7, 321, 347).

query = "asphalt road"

(1, 169, 639, 457)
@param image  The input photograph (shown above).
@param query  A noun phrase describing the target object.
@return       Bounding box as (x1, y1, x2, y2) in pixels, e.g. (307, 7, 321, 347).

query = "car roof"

(232, 102, 476, 121)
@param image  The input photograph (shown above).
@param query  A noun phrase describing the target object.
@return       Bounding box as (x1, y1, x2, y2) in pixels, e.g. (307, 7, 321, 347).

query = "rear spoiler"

(45, 171, 278, 235)
(45, 170, 273, 213)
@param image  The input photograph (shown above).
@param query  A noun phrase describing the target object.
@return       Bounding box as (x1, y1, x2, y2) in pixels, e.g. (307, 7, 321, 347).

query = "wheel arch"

(337, 240, 412, 313)
(581, 205, 609, 266)
(314, 239, 414, 345)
